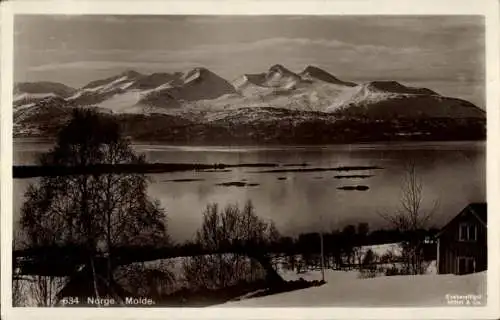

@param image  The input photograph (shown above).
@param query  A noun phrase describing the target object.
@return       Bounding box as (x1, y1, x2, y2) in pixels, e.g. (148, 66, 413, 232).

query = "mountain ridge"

(299, 65, 357, 87)
(13, 64, 486, 143)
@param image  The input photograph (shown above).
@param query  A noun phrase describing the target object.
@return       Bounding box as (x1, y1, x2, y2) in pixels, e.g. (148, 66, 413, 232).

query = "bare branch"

(379, 161, 439, 275)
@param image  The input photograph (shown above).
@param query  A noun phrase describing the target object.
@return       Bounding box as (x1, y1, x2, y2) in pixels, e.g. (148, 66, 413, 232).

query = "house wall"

(438, 211, 487, 275)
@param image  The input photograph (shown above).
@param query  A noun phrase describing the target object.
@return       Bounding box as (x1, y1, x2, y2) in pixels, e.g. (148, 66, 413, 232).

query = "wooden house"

(436, 203, 487, 275)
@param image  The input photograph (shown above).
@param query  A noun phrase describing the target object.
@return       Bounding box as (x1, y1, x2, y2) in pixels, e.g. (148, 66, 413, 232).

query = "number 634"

(61, 297, 80, 305)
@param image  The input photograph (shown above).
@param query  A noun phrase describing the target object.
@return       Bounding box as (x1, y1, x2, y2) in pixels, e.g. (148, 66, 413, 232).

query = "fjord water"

(13, 141, 485, 242)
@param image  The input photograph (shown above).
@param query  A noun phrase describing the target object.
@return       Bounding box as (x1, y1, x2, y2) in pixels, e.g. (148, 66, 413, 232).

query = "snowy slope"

(325, 81, 485, 118)
(169, 67, 236, 101)
(14, 81, 76, 98)
(225, 66, 361, 112)
(233, 74, 276, 97)
(222, 270, 486, 307)
(81, 70, 143, 91)
(63, 68, 236, 112)
(13, 82, 76, 107)
(13, 64, 486, 140)
(262, 64, 303, 88)
(14, 65, 486, 118)
(65, 72, 142, 108)
(299, 65, 357, 86)
(217, 243, 480, 308)
(228, 66, 484, 118)
(97, 90, 149, 113)
(326, 81, 439, 111)
(14, 92, 57, 107)
(128, 72, 183, 90)
(233, 65, 351, 101)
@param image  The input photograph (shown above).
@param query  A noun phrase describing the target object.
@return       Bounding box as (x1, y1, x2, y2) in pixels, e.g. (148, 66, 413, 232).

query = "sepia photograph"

(2, 2, 499, 318)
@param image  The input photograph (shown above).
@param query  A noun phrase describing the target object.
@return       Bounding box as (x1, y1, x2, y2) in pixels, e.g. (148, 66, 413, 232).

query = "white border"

(1, 1, 499, 319)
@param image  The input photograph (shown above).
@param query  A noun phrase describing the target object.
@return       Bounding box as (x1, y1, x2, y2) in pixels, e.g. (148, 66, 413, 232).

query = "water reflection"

(13, 141, 485, 242)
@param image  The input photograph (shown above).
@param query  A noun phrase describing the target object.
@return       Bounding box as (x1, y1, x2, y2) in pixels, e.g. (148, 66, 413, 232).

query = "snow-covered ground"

(222, 269, 486, 307)
(215, 242, 479, 307)
(97, 90, 145, 113)
(14, 240, 484, 308)
(358, 242, 402, 257)
(14, 92, 57, 102)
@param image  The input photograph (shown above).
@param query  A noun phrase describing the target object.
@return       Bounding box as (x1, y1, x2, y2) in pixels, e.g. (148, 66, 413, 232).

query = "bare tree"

(358, 249, 378, 278)
(353, 223, 370, 269)
(16, 109, 169, 305)
(267, 221, 281, 246)
(182, 200, 283, 290)
(267, 221, 281, 269)
(379, 161, 438, 275)
(12, 276, 26, 307)
(114, 260, 176, 301)
(29, 276, 67, 307)
(341, 225, 356, 269)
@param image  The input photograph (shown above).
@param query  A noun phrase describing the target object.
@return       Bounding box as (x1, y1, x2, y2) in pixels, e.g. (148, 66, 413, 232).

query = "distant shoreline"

(13, 137, 486, 148)
(12, 163, 383, 179)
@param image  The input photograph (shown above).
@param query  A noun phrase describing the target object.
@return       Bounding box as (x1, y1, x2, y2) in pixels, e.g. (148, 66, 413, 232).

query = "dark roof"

(436, 202, 487, 238)
(468, 202, 487, 224)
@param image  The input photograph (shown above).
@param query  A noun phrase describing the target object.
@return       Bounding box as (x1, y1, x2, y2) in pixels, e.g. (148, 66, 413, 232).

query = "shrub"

(182, 201, 282, 290)
(384, 266, 403, 276)
(358, 269, 378, 279)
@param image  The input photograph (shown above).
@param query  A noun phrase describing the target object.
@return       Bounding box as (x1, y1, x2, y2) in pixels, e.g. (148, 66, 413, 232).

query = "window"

(459, 223, 477, 242)
(457, 257, 476, 274)
(424, 236, 435, 244)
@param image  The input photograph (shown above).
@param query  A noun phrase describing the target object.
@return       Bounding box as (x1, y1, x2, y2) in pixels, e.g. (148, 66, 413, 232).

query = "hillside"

(327, 82, 484, 119)
(14, 81, 76, 97)
(14, 104, 486, 144)
(13, 64, 486, 143)
(14, 81, 77, 107)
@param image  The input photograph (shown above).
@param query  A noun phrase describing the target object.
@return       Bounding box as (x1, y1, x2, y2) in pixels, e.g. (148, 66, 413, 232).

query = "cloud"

(119, 37, 430, 64)
(183, 37, 428, 55)
(22, 15, 228, 25)
(25, 35, 474, 83)
(23, 36, 429, 60)
(28, 60, 200, 72)
(23, 37, 431, 77)
(14, 15, 484, 107)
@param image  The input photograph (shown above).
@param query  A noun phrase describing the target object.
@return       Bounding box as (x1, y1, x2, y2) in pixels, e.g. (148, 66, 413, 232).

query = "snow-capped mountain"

(13, 64, 486, 143)
(325, 81, 484, 119)
(14, 81, 77, 107)
(233, 64, 345, 97)
(128, 72, 184, 90)
(299, 65, 357, 87)
(160, 67, 236, 101)
(14, 81, 76, 98)
(49, 67, 237, 113)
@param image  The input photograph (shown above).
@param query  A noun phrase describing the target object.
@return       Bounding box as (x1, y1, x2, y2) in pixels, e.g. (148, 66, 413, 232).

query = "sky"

(14, 15, 485, 107)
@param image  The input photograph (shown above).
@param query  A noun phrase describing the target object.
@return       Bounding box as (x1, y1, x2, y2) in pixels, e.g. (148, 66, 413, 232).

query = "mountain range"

(13, 65, 486, 144)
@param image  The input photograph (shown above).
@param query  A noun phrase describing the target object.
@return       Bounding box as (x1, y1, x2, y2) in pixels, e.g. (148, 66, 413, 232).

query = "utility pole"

(320, 215, 325, 282)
